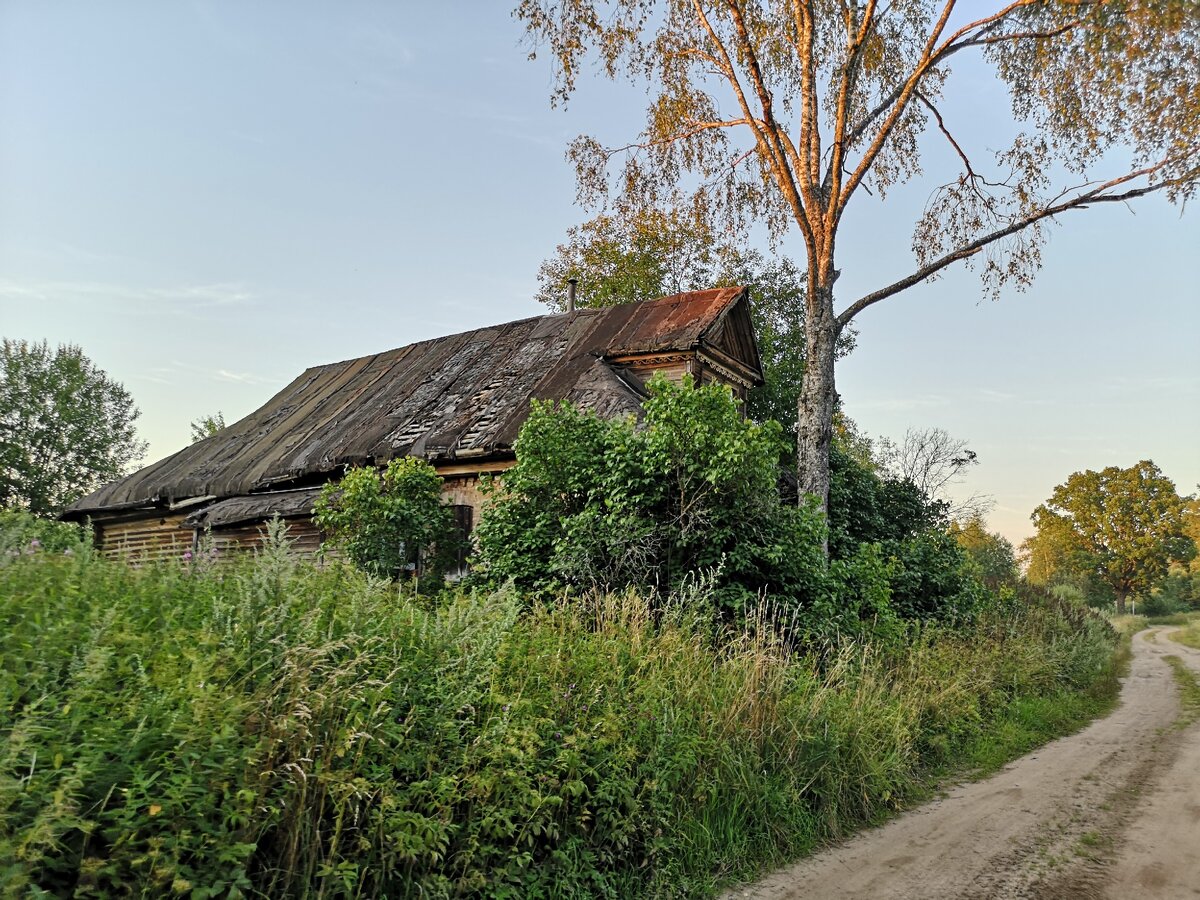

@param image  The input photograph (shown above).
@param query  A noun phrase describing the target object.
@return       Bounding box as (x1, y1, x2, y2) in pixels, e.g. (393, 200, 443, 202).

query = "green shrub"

(474, 376, 829, 617)
(0, 506, 87, 557)
(826, 442, 988, 624)
(313, 456, 457, 584)
(1148, 572, 1199, 614)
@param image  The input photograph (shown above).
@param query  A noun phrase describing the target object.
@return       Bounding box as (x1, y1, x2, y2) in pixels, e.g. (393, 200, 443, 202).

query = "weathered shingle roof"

(65, 287, 755, 517)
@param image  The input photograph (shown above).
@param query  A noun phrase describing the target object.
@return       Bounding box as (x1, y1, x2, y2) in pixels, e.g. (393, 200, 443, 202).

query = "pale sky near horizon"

(2, 2, 1197, 548)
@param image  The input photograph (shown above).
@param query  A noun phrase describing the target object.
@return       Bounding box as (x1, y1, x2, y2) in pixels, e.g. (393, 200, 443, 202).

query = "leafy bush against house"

(474, 375, 993, 634)
(313, 456, 457, 584)
(474, 375, 829, 616)
(0, 542, 1118, 899)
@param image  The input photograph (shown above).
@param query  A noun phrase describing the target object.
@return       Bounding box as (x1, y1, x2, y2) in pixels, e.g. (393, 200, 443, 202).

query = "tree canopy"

(949, 516, 1017, 593)
(0, 340, 147, 516)
(1025, 461, 1195, 613)
(517, 0, 1200, 517)
(877, 427, 991, 521)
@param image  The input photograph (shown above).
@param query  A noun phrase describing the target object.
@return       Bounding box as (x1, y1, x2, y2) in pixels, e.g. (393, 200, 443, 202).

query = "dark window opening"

(449, 504, 474, 579)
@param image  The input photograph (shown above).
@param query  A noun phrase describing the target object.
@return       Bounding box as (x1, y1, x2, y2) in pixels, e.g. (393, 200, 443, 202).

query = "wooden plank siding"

(97, 513, 194, 562)
(96, 512, 324, 562)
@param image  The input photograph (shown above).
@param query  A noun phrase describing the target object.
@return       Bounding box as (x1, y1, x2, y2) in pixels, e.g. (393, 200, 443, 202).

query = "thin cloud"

(213, 368, 275, 386)
(854, 394, 951, 412)
(132, 360, 280, 389)
(0, 279, 257, 313)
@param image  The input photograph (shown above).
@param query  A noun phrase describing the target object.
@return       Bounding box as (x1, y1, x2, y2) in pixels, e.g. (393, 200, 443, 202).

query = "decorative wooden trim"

(606, 351, 696, 369)
(698, 344, 761, 385)
(696, 350, 756, 389)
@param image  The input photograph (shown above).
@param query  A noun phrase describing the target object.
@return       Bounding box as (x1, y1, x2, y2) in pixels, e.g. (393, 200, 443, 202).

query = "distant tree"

(1026, 461, 1195, 614)
(0, 340, 147, 516)
(536, 209, 854, 434)
(1184, 494, 1200, 574)
(950, 517, 1017, 592)
(878, 427, 991, 520)
(518, 0, 1200, 522)
(190, 412, 226, 443)
(535, 208, 722, 309)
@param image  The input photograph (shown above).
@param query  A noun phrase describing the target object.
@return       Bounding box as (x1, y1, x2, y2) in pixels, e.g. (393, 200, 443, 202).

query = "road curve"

(726, 627, 1200, 899)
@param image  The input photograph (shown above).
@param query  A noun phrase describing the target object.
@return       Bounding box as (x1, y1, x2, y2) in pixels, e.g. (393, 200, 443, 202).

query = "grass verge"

(1166, 616, 1200, 651)
(1, 541, 1121, 899)
(1163, 656, 1200, 728)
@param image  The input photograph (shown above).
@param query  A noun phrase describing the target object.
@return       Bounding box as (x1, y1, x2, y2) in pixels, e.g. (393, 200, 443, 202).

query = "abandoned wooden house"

(63, 287, 764, 562)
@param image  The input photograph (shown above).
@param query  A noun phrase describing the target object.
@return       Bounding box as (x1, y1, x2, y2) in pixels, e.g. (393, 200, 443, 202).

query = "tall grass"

(1, 536, 1118, 898)
(1167, 613, 1200, 650)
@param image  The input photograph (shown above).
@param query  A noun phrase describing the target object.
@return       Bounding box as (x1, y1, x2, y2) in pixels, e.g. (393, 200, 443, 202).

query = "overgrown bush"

(828, 443, 984, 623)
(0, 506, 87, 556)
(474, 376, 829, 616)
(313, 456, 457, 584)
(0, 546, 1119, 898)
(1148, 571, 1200, 613)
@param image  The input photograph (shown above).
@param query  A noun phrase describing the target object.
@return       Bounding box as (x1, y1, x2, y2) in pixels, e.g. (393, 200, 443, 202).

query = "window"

(448, 504, 474, 579)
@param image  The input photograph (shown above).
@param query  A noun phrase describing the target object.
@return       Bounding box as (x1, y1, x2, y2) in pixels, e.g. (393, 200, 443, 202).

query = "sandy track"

(726, 627, 1200, 900)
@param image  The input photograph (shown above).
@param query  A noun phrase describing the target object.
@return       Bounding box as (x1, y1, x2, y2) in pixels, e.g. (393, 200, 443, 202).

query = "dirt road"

(728, 627, 1200, 899)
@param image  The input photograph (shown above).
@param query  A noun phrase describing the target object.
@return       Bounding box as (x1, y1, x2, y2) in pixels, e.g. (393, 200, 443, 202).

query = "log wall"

(97, 513, 194, 563)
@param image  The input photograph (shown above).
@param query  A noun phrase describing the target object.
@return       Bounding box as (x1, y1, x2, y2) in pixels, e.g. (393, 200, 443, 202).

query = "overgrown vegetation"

(313, 456, 457, 586)
(0, 533, 1118, 898)
(476, 377, 991, 639)
(474, 376, 829, 619)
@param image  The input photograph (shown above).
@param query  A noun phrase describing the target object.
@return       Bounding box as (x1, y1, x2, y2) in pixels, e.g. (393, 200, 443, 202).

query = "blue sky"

(2, 1, 1197, 546)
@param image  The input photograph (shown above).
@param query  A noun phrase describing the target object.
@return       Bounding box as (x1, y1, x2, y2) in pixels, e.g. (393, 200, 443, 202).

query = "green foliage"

(189, 411, 226, 443)
(0, 545, 1118, 898)
(0, 339, 147, 515)
(0, 506, 88, 556)
(950, 517, 1019, 592)
(313, 456, 456, 584)
(827, 439, 982, 624)
(475, 376, 829, 616)
(1026, 461, 1195, 612)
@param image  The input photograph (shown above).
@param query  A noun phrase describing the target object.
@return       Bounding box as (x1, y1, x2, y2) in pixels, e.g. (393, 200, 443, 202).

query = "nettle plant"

(313, 456, 456, 585)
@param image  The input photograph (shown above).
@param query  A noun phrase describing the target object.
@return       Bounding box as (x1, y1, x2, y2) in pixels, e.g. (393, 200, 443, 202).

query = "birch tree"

(516, 0, 1200, 521)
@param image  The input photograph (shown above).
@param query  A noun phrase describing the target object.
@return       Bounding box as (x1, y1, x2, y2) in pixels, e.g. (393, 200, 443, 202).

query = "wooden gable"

(697, 291, 763, 386)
